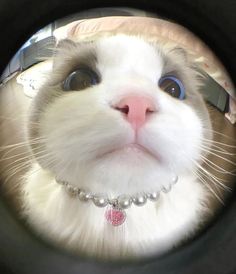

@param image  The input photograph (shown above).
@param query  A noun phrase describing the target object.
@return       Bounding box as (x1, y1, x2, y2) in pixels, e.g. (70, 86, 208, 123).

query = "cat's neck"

(21, 162, 210, 259)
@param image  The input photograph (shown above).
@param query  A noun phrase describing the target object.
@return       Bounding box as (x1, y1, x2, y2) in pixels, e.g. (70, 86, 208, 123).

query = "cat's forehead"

(96, 35, 163, 65)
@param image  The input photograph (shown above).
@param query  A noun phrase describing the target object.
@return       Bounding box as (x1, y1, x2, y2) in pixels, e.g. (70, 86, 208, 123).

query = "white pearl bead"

(118, 195, 132, 209)
(78, 191, 92, 202)
(133, 195, 147, 206)
(172, 175, 178, 184)
(65, 184, 78, 196)
(162, 185, 172, 193)
(56, 179, 66, 186)
(93, 195, 108, 207)
(148, 192, 160, 201)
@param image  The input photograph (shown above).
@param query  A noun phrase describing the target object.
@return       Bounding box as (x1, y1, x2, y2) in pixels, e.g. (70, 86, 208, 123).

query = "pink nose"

(114, 96, 156, 130)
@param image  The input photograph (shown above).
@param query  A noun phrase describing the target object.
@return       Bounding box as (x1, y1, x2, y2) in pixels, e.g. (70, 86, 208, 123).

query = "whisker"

(202, 139, 236, 151)
(0, 143, 46, 160)
(199, 155, 236, 175)
(0, 136, 47, 150)
(199, 146, 236, 160)
(3, 152, 55, 184)
(195, 145, 236, 167)
(196, 164, 231, 192)
(0, 143, 47, 161)
(200, 144, 236, 156)
(3, 157, 58, 195)
(193, 158, 230, 184)
(202, 128, 236, 142)
(201, 139, 236, 149)
(1, 149, 49, 171)
(193, 169, 225, 204)
(24, 157, 58, 179)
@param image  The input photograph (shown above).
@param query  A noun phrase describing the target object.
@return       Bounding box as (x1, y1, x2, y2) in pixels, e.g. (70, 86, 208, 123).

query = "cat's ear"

(57, 39, 75, 49)
(162, 46, 190, 76)
(56, 39, 77, 51)
(168, 47, 188, 63)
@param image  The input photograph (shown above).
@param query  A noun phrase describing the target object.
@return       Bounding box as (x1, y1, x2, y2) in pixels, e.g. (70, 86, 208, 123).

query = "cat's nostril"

(115, 105, 129, 115)
(115, 105, 154, 116)
(146, 107, 155, 114)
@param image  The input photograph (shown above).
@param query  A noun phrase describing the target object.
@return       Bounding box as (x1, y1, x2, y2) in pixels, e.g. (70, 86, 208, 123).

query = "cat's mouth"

(97, 143, 161, 162)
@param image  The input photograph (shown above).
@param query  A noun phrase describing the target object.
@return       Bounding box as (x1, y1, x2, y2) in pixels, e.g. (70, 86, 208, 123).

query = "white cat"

(20, 34, 214, 260)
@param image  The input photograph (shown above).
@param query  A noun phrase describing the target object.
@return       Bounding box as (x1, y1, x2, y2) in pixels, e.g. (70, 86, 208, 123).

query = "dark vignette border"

(0, 1, 235, 274)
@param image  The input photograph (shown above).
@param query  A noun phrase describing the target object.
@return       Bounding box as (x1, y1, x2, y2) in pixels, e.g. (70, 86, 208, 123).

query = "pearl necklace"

(56, 175, 178, 226)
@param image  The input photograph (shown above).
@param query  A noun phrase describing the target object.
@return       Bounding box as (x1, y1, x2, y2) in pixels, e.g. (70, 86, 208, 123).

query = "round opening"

(0, 5, 235, 273)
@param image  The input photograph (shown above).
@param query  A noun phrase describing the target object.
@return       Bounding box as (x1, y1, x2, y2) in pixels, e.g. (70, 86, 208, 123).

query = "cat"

(0, 33, 234, 260)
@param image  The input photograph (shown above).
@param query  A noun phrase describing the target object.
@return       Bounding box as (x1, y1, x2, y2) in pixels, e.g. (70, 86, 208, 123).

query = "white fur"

(22, 35, 211, 260)
(23, 163, 208, 259)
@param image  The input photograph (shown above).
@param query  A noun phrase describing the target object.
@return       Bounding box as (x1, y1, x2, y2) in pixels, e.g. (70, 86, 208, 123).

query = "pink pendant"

(105, 207, 126, 226)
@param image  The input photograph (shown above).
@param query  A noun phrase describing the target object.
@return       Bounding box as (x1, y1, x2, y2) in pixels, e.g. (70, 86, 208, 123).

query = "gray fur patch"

(28, 40, 98, 147)
(160, 46, 211, 136)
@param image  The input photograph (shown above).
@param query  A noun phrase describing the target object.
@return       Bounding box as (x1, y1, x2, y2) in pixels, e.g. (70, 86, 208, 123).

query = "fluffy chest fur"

(21, 34, 212, 260)
(23, 163, 208, 259)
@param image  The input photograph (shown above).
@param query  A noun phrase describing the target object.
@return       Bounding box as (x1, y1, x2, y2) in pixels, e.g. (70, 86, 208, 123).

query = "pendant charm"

(105, 207, 126, 226)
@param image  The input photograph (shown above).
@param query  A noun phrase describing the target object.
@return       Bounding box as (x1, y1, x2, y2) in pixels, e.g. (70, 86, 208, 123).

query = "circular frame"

(0, 0, 236, 274)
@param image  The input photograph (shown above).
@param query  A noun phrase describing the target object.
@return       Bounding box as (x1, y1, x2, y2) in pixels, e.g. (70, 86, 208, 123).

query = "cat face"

(28, 34, 212, 195)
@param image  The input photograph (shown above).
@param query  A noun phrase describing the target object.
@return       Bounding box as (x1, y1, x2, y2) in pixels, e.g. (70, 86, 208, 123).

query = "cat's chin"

(97, 143, 161, 163)
(48, 152, 176, 196)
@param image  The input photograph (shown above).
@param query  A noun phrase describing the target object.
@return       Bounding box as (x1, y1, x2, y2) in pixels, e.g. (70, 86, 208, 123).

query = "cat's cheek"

(139, 108, 204, 173)
(36, 105, 134, 171)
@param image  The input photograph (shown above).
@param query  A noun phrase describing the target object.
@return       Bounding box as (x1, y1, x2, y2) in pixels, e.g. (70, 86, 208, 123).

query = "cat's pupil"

(63, 68, 99, 91)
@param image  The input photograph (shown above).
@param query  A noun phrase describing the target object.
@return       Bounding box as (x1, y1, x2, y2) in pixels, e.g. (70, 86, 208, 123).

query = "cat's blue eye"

(63, 68, 99, 91)
(158, 76, 185, 100)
